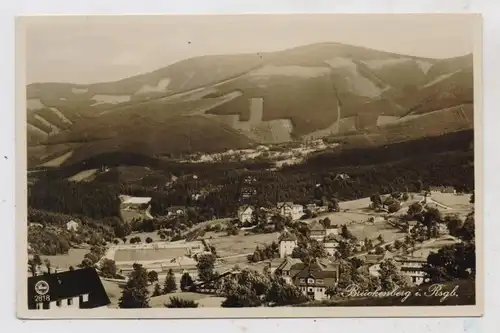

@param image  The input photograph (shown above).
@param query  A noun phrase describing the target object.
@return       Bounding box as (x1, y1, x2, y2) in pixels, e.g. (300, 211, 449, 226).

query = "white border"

(2, 0, 499, 332)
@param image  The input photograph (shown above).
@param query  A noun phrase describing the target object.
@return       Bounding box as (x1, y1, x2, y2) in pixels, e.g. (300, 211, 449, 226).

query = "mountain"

(26, 42, 474, 168)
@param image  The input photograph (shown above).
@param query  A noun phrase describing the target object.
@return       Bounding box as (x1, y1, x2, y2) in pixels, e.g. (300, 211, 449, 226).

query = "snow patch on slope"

(325, 57, 383, 98)
(423, 70, 462, 88)
(91, 94, 131, 105)
(27, 98, 45, 110)
(248, 65, 330, 79)
(34, 114, 60, 134)
(49, 107, 73, 125)
(135, 78, 172, 95)
(27, 123, 49, 137)
(72, 87, 88, 94)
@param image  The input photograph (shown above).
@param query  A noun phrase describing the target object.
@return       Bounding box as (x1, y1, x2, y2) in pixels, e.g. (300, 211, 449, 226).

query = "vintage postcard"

(16, 14, 483, 318)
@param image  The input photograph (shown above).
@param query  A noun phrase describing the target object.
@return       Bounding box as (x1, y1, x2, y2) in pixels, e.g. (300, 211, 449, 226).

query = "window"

(316, 279, 324, 284)
(82, 294, 89, 302)
(307, 278, 315, 284)
(36, 303, 42, 310)
(56, 300, 62, 307)
(299, 278, 305, 283)
(67, 298, 73, 306)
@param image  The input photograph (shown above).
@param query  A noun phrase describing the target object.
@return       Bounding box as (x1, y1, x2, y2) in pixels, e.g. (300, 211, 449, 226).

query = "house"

(240, 187, 257, 200)
(66, 220, 79, 232)
(237, 205, 254, 224)
(293, 258, 340, 301)
(305, 203, 318, 213)
(28, 267, 110, 310)
(429, 186, 456, 194)
(274, 257, 304, 284)
(325, 225, 339, 237)
(437, 222, 449, 235)
(277, 202, 304, 221)
(278, 231, 298, 258)
(334, 173, 350, 181)
(167, 206, 186, 217)
(323, 235, 343, 256)
(394, 256, 427, 285)
(308, 220, 327, 242)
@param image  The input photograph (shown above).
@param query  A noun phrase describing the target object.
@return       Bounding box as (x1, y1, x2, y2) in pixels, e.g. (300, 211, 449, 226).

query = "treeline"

(28, 180, 121, 219)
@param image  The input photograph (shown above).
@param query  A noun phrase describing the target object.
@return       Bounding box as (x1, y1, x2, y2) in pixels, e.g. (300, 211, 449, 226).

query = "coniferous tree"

(163, 269, 177, 294)
(119, 263, 151, 308)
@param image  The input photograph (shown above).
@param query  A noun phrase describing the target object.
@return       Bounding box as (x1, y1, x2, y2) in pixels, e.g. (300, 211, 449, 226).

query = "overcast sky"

(22, 14, 478, 85)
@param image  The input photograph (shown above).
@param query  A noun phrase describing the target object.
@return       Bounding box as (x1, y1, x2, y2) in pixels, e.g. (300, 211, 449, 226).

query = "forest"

(28, 130, 474, 225)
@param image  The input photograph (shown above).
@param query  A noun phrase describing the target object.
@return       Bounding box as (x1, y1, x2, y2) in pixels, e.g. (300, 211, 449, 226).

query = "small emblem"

(34, 280, 50, 295)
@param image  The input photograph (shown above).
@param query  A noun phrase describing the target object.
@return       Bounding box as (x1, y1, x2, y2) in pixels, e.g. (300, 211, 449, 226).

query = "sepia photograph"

(16, 13, 482, 318)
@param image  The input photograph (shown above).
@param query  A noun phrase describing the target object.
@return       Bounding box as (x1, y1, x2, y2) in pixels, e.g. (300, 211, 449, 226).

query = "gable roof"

(238, 205, 254, 213)
(309, 220, 326, 231)
(277, 202, 294, 208)
(364, 253, 387, 265)
(294, 258, 339, 279)
(276, 257, 303, 272)
(27, 268, 110, 309)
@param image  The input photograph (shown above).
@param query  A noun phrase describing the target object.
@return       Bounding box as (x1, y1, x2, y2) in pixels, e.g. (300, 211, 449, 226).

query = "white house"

(278, 231, 298, 258)
(66, 220, 79, 232)
(237, 205, 254, 224)
(277, 202, 304, 221)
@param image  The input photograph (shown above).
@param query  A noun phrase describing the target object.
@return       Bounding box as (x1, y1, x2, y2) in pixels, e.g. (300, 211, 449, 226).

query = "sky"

(22, 14, 478, 85)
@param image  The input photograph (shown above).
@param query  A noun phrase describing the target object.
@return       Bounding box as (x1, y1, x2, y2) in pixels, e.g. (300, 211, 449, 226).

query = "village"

(28, 181, 474, 308)
(178, 139, 338, 169)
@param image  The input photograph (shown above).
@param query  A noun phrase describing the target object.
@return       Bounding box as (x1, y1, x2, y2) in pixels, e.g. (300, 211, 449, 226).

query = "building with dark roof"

(27, 268, 110, 310)
(308, 220, 327, 241)
(292, 258, 340, 300)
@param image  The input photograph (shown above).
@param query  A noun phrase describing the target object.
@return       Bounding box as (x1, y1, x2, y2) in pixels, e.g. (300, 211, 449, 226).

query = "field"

(429, 192, 473, 219)
(114, 247, 188, 262)
(204, 231, 281, 258)
(410, 235, 461, 259)
(40, 248, 88, 270)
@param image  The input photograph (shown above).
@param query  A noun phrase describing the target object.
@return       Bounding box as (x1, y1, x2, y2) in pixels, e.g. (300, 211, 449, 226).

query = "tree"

(69, 265, 75, 271)
(402, 192, 409, 201)
(152, 283, 162, 297)
(328, 199, 340, 212)
(470, 193, 474, 204)
(180, 272, 194, 291)
(393, 239, 403, 250)
(374, 246, 385, 255)
(378, 259, 408, 291)
(387, 201, 401, 213)
(167, 297, 199, 308)
(444, 214, 463, 237)
(264, 277, 308, 306)
(423, 243, 476, 283)
(291, 246, 310, 263)
(341, 225, 356, 241)
(406, 203, 424, 220)
(321, 217, 332, 228)
(28, 259, 38, 276)
(113, 239, 119, 245)
(337, 241, 351, 259)
(99, 259, 117, 278)
(147, 270, 159, 285)
(79, 257, 94, 268)
(370, 193, 383, 209)
(118, 263, 151, 308)
(423, 208, 442, 228)
(145, 237, 153, 244)
(197, 253, 217, 283)
(122, 237, 127, 243)
(377, 234, 384, 244)
(163, 269, 177, 294)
